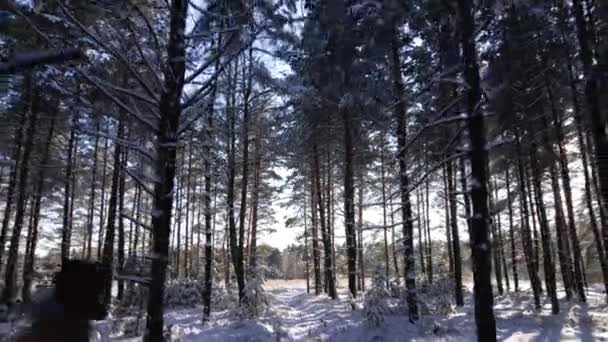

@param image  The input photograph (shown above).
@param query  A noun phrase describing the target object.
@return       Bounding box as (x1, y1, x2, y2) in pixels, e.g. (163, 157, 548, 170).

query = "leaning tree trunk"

(145, 1, 188, 339)
(2, 87, 39, 303)
(456, 0, 496, 338)
(391, 29, 418, 322)
(22, 108, 57, 304)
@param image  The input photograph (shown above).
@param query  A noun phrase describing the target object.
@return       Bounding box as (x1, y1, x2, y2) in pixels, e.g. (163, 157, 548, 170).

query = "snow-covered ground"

(99, 279, 608, 341)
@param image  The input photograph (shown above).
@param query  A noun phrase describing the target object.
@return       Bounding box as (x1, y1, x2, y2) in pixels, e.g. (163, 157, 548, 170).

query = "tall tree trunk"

(416, 188, 426, 279)
(61, 104, 78, 265)
(86, 120, 100, 260)
(488, 179, 503, 295)
(494, 179, 510, 292)
(249, 124, 261, 270)
(314, 146, 336, 299)
(529, 147, 559, 313)
(202, 53, 219, 320)
(145, 1, 188, 339)
(447, 160, 463, 305)
(102, 112, 124, 309)
(380, 132, 390, 285)
(235, 49, 253, 299)
(184, 136, 193, 279)
(0, 94, 27, 269)
(425, 166, 433, 283)
(310, 172, 321, 295)
(117, 139, 128, 300)
(505, 167, 519, 292)
(389, 188, 400, 278)
(515, 138, 542, 309)
(2, 86, 39, 303)
(456, 0, 496, 337)
(357, 174, 365, 292)
(22, 108, 56, 304)
(444, 166, 454, 274)
(391, 30, 418, 322)
(98, 127, 109, 260)
(304, 192, 310, 294)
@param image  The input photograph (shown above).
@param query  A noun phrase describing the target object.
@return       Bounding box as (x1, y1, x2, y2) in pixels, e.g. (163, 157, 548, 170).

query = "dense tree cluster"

(0, 0, 607, 340)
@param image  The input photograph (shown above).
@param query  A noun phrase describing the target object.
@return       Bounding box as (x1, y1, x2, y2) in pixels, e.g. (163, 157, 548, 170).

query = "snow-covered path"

(96, 280, 608, 341)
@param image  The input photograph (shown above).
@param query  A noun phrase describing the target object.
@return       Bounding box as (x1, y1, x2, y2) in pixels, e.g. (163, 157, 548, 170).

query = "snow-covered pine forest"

(1, 0, 608, 341)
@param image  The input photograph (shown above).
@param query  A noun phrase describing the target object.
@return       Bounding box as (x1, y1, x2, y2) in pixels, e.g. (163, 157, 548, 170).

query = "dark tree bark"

(447, 160, 463, 305)
(380, 132, 390, 285)
(117, 139, 128, 300)
(309, 172, 322, 295)
(493, 179, 510, 292)
(391, 29, 418, 322)
(357, 173, 365, 292)
(98, 127, 109, 260)
(145, 1, 188, 339)
(529, 146, 559, 313)
(416, 188, 426, 279)
(101, 111, 124, 309)
(487, 179, 503, 296)
(456, 0, 496, 338)
(248, 120, 261, 270)
(443, 166, 454, 274)
(0, 85, 28, 270)
(314, 146, 337, 299)
(22, 107, 57, 304)
(505, 167, 519, 292)
(515, 138, 542, 309)
(86, 119, 100, 260)
(2, 86, 39, 303)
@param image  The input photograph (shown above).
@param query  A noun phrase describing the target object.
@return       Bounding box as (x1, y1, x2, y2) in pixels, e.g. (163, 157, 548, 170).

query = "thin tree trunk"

(380, 132, 390, 286)
(505, 167, 519, 292)
(515, 138, 542, 309)
(86, 120, 100, 260)
(61, 103, 78, 265)
(488, 179, 503, 296)
(117, 138, 128, 300)
(447, 160, 464, 305)
(529, 147, 559, 314)
(444, 166, 454, 274)
(357, 174, 365, 292)
(310, 172, 321, 295)
(314, 146, 336, 299)
(98, 127, 109, 260)
(494, 179, 510, 292)
(102, 111, 124, 309)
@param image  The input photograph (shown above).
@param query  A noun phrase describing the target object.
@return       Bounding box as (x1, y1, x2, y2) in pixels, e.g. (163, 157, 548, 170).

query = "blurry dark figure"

(18, 260, 108, 342)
